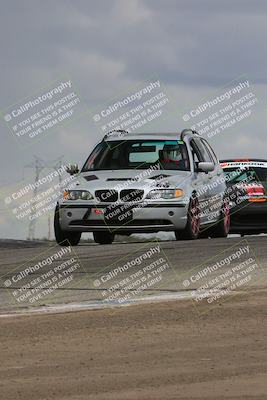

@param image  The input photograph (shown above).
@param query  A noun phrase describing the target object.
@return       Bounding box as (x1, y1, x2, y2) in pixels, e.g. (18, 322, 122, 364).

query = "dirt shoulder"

(0, 290, 267, 400)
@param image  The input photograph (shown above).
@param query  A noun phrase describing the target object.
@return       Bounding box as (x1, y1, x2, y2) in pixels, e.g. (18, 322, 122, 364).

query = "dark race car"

(220, 159, 267, 235)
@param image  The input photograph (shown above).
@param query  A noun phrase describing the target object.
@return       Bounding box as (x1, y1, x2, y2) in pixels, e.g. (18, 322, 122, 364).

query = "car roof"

(220, 158, 267, 163)
(105, 131, 199, 141)
(220, 159, 267, 168)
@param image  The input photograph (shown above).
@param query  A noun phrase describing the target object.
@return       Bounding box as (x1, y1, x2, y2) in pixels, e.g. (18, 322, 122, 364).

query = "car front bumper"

(58, 202, 188, 233)
(230, 200, 267, 233)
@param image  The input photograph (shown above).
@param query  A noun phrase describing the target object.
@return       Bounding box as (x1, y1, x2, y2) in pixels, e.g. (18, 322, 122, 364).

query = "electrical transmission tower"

(25, 156, 65, 241)
(25, 157, 46, 240)
(48, 214, 51, 241)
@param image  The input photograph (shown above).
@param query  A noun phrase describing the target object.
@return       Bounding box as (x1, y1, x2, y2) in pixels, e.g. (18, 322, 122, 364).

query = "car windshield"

(223, 167, 267, 191)
(82, 140, 190, 171)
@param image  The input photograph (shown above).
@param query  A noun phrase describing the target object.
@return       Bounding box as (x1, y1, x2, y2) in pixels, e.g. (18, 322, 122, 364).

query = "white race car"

(54, 129, 229, 245)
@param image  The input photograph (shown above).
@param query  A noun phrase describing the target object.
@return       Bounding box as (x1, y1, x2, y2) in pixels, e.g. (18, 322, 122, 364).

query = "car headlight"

(146, 189, 184, 199)
(63, 190, 93, 200)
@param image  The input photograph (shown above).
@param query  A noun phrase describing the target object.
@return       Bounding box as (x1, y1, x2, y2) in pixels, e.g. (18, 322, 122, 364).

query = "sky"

(0, 0, 266, 239)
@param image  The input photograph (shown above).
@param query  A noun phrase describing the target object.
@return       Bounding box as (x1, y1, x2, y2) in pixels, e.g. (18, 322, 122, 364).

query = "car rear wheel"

(93, 231, 115, 245)
(175, 195, 200, 240)
(209, 198, 230, 238)
(54, 205, 81, 246)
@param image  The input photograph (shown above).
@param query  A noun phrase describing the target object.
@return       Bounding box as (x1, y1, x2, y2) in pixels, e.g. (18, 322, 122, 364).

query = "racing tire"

(54, 205, 81, 246)
(209, 198, 230, 238)
(93, 231, 115, 245)
(175, 195, 200, 240)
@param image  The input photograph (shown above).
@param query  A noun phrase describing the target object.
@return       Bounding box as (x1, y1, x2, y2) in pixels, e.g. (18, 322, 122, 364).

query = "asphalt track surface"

(0, 236, 266, 315)
(0, 237, 267, 400)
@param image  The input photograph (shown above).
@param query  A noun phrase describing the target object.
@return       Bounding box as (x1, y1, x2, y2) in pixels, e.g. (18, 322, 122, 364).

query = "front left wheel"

(175, 195, 200, 240)
(209, 198, 230, 238)
(54, 206, 81, 246)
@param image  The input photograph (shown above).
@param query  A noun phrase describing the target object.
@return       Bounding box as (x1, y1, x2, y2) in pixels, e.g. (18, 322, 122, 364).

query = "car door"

(200, 138, 225, 223)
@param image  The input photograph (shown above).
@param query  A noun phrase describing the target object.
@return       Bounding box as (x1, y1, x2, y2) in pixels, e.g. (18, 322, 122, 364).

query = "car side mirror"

(66, 163, 79, 175)
(197, 162, 215, 173)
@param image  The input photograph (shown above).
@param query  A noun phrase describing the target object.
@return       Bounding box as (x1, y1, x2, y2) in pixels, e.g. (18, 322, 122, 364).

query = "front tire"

(175, 195, 200, 240)
(209, 198, 230, 238)
(54, 206, 81, 246)
(93, 231, 115, 245)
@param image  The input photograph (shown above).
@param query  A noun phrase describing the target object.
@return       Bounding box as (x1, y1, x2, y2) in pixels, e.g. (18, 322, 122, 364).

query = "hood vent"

(148, 174, 171, 180)
(84, 175, 99, 181)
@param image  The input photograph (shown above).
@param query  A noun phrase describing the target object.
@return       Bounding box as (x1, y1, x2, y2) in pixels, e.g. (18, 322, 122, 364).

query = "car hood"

(72, 169, 191, 191)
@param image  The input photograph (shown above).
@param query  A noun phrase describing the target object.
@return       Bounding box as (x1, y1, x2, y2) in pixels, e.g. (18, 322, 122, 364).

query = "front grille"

(95, 189, 118, 202)
(120, 189, 144, 202)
